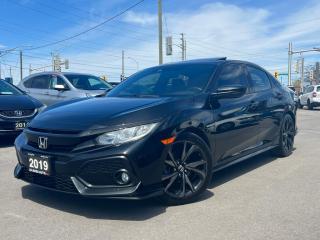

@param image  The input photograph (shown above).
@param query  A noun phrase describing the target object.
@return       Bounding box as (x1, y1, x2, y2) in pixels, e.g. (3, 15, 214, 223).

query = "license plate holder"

(27, 153, 51, 176)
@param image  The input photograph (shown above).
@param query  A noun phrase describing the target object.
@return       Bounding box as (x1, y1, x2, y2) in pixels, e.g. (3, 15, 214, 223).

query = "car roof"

(161, 58, 264, 69)
(22, 71, 97, 80)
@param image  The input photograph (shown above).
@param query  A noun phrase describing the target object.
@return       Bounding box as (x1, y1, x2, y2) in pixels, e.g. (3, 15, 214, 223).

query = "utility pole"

(121, 50, 125, 81)
(288, 42, 292, 86)
(19, 50, 23, 81)
(158, 0, 163, 65)
(180, 33, 185, 61)
(184, 39, 187, 60)
(301, 56, 304, 93)
(287, 43, 320, 89)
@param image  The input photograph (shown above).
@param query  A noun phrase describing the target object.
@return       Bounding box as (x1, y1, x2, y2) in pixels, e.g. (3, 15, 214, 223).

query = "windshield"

(0, 80, 23, 95)
(65, 74, 113, 90)
(108, 63, 218, 98)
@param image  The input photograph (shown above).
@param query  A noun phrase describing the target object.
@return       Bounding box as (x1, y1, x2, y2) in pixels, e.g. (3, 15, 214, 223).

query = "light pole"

(158, 0, 163, 65)
(127, 57, 139, 71)
(287, 43, 320, 91)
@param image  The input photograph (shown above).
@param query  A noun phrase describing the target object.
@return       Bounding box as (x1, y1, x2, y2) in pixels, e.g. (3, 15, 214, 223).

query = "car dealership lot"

(0, 109, 319, 240)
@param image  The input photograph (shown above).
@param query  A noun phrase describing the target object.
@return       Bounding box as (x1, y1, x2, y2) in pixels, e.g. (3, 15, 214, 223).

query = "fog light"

(121, 172, 130, 184)
(115, 170, 131, 185)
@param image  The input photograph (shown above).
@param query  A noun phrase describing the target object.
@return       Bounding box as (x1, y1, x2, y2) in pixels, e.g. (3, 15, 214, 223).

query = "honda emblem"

(38, 137, 48, 150)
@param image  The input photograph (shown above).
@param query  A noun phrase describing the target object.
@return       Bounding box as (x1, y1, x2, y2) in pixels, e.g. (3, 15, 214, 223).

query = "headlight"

(96, 123, 158, 146)
(37, 105, 47, 113)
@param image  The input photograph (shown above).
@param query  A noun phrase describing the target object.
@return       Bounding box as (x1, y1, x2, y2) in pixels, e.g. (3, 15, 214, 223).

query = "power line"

(25, 0, 145, 51)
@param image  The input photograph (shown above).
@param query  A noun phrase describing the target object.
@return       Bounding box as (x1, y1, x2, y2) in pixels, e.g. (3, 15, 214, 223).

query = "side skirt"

(212, 145, 277, 173)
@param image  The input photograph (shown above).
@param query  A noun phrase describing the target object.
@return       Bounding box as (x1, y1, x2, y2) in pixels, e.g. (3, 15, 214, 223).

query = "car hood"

(29, 96, 195, 132)
(0, 95, 42, 110)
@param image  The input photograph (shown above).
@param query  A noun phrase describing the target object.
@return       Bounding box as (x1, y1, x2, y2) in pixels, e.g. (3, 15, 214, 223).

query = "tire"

(272, 114, 295, 157)
(159, 132, 212, 205)
(307, 100, 313, 110)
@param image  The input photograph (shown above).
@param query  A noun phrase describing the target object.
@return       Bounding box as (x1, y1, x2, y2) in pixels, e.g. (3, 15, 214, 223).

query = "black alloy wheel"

(160, 132, 211, 205)
(273, 114, 295, 157)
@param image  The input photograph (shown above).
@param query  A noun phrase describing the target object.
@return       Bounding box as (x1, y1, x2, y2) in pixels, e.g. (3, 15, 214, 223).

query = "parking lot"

(0, 109, 319, 240)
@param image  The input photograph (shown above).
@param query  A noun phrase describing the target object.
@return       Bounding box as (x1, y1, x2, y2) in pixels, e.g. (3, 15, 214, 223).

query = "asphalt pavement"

(0, 109, 319, 240)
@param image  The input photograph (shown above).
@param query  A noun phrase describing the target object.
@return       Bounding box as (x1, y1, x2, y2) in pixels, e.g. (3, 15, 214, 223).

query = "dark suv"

(14, 58, 296, 205)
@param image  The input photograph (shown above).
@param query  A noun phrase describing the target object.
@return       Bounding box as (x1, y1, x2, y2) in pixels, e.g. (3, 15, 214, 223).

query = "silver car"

(18, 72, 113, 106)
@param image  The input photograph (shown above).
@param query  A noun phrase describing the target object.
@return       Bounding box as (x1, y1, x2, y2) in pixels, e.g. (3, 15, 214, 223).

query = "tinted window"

(216, 64, 247, 88)
(0, 81, 22, 95)
(49, 75, 68, 89)
(108, 63, 218, 97)
(268, 73, 282, 88)
(305, 86, 313, 93)
(65, 74, 112, 90)
(23, 78, 33, 88)
(30, 75, 50, 89)
(248, 66, 271, 92)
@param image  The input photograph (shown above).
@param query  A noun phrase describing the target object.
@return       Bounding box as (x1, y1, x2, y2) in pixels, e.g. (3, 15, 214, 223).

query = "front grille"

(28, 141, 78, 152)
(78, 158, 126, 186)
(20, 168, 78, 193)
(25, 130, 89, 152)
(0, 109, 35, 118)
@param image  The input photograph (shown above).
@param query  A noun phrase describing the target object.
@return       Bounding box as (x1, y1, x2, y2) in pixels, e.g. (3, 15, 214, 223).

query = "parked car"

(14, 58, 296, 205)
(108, 81, 120, 87)
(18, 72, 113, 106)
(287, 88, 299, 109)
(0, 80, 45, 136)
(298, 85, 320, 109)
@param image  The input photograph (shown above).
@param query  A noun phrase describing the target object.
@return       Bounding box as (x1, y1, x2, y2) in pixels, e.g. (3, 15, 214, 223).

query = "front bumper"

(14, 132, 167, 199)
(0, 116, 33, 136)
(14, 163, 163, 199)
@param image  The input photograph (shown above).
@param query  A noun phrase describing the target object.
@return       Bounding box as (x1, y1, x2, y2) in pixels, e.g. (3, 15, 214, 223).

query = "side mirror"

(212, 85, 246, 99)
(54, 84, 66, 91)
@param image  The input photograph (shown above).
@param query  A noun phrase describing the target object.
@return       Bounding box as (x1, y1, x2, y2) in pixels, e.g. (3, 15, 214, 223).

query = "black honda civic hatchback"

(14, 58, 296, 205)
(0, 80, 44, 136)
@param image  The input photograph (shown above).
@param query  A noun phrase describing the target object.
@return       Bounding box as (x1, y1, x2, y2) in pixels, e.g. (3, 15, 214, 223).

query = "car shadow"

(21, 185, 213, 221)
(20, 150, 288, 221)
(0, 136, 16, 148)
(208, 150, 292, 189)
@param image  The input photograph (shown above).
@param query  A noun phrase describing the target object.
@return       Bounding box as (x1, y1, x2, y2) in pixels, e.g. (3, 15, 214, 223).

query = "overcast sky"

(1, 0, 320, 84)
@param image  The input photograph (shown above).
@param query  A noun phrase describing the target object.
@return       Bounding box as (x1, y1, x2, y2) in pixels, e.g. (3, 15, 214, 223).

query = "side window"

(49, 75, 68, 89)
(216, 64, 247, 89)
(310, 86, 315, 93)
(23, 78, 33, 88)
(268, 73, 282, 88)
(247, 66, 271, 92)
(306, 86, 313, 93)
(31, 75, 50, 89)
